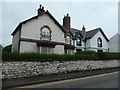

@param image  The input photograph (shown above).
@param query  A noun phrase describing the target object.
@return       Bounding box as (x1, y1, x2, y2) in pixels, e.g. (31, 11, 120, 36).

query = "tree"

(3, 44, 12, 52)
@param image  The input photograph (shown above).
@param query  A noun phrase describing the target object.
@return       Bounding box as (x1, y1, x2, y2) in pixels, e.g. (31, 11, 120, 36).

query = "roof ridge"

(86, 28, 100, 32)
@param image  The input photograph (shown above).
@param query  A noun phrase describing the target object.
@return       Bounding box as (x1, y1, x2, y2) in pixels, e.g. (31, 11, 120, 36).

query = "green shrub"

(95, 52, 106, 60)
(2, 44, 12, 52)
(2, 51, 120, 61)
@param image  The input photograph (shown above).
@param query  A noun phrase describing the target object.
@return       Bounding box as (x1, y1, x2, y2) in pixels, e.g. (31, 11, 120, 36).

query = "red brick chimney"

(63, 13, 71, 32)
(37, 4, 45, 16)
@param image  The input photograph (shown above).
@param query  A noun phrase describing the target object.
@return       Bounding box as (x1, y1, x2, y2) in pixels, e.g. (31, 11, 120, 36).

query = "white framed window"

(40, 25, 51, 40)
(97, 37, 102, 47)
(48, 47, 54, 54)
(76, 37, 82, 46)
(41, 47, 54, 54)
(66, 36, 71, 44)
(41, 47, 47, 53)
(67, 49, 74, 54)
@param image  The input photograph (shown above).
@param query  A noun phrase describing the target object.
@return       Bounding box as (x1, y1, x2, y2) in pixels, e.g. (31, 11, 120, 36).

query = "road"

(8, 72, 119, 89)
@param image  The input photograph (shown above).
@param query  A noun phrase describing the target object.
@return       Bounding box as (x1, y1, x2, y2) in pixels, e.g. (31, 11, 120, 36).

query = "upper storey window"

(66, 36, 71, 44)
(40, 25, 51, 40)
(76, 34, 82, 46)
(97, 37, 102, 47)
(76, 37, 82, 46)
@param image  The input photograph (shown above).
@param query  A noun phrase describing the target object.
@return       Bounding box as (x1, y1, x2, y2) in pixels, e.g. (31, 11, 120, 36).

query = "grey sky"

(1, 1, 118, 46)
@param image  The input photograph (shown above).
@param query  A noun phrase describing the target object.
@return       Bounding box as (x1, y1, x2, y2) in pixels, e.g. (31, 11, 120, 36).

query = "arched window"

(66, 36, 71, 44)
(40, 25, 51, 40)
(76, 37, 82, 46)
(97, 37, 102, 47)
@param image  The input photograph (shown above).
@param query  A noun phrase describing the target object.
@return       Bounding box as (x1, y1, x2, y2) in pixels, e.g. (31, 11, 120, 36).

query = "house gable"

(19, 13, 66, 43)
(89, 29, 108, 51)
(86, 28, 109, 42)
(109, 33, 120, 52)
(11, 10, 67, 36)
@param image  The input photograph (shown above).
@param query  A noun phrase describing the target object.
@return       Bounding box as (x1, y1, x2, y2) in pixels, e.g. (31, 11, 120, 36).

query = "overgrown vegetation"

(2, 51, 120, 61)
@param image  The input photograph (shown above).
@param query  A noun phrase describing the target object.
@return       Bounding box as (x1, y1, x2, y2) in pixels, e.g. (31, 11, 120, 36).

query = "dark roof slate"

(86, 28, 100, 39)
(70, 28, 81, 35)
(70, 27, 109, 42)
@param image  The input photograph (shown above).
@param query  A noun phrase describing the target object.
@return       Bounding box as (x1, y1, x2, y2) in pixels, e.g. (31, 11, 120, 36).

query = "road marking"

(12, 71, 118, 89)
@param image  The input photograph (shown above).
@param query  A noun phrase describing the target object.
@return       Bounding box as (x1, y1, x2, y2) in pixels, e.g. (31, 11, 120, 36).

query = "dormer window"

(40, 25, 51, 40)
(97, 37, 102, 47)
(66, 36, 71, 44)
(76, 37, 82, 46)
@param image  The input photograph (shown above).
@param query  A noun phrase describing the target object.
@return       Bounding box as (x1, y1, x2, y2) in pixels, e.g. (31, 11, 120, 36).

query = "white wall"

(21, 14, 65, 43)
(89, 31, 108, 52)
(54, 45, 64, 54)
(12, 30, 20, 52)
(86, 39, 90, 48)
(109, 33, 120, 52)
(74, 39, 85, 51)
(19, 41, 37, 53)
(19, 14, 66, 53)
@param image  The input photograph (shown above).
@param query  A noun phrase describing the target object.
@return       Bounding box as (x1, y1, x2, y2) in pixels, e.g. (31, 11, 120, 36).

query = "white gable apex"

(20, 13, 65, 43)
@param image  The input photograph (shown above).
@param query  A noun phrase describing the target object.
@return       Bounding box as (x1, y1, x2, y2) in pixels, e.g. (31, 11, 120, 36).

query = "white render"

(109, 33, 120, 52)
(12, 30, 20, 52)
(75, 30, 109, 52)
(20, 41, 37, 53)
(12, 5, 109, 54)
(12, 12, 74, 54)
(19, 14, 66, 54)
(54, 45, 64, 54)
(89, 31, 108, 52)
(21, 14, 65, 43)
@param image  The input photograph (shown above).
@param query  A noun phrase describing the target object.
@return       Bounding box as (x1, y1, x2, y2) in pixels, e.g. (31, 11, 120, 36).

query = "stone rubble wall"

(1, 60, 119, 79)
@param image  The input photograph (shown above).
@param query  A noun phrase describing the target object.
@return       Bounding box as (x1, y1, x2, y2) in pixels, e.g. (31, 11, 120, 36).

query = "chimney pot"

(42, 7, 44, 10)
(37, 5, 45, 15)
(67, 13, 69, 16)
(40, 4, 42, 9)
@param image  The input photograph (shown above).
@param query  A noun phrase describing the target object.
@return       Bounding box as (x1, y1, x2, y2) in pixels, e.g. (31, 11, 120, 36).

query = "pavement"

(13, 72, 119, 88)
(2, 67, 120, 89)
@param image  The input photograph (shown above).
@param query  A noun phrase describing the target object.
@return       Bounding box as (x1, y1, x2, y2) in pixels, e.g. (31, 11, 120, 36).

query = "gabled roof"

(70, 27, 109, 42)
(11, 10, 67, 35)
(85, 28, 100, 39)
(87, 28, 109, 42)
(70, 28, 80, 35)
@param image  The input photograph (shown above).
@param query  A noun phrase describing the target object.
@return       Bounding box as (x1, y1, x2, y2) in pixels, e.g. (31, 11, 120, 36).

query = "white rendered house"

(71, 26, 109, 52)
(12, 5, 109, 54)
(11, 5, 75, 54)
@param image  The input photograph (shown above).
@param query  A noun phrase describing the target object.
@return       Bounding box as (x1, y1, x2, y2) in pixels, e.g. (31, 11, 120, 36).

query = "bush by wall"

(2, 44, 12, 52)
(2, 51, 120, 61)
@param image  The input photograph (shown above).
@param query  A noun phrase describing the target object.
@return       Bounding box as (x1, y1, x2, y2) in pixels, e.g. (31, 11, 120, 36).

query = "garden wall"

(2, 60, 119, 79)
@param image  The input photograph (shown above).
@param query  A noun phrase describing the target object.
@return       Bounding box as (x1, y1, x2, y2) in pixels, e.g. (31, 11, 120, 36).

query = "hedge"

(2, 51, 120, 61)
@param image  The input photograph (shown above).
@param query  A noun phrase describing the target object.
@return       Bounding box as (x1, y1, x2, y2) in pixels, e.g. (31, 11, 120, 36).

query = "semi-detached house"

(11, 5, 109, 54)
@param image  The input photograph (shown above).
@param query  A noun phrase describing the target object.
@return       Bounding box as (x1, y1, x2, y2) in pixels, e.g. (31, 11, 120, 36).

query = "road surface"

(8, 72, 119, 89)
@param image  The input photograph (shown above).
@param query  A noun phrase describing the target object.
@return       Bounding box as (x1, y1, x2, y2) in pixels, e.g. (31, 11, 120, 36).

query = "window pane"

(48, 47, 54, 54)
(76, 37, 81, 46)
(41, 47, 47, 53)
(97, 38, 102, 47)
(66, 36, 71, 44)
(41, 27, 51, 40)
(67, 50, 74, 54)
